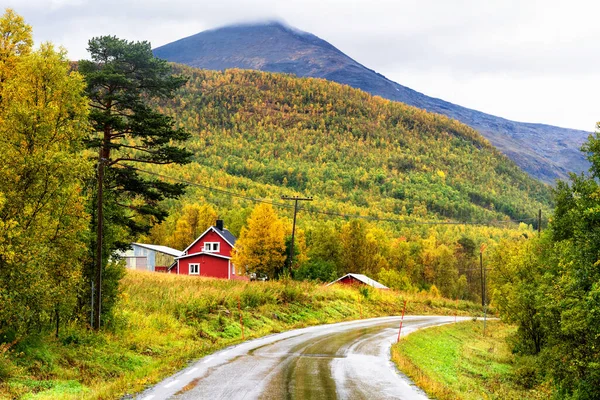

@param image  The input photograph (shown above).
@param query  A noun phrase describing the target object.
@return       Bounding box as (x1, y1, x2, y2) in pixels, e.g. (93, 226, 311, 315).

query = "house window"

(203, 242, 220, 253)
(189, 263, 199, 275)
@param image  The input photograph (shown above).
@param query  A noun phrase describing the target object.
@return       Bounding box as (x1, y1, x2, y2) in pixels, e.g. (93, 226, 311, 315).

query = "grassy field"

(391, 320, 551, 400)
(1, 270, 482, 400)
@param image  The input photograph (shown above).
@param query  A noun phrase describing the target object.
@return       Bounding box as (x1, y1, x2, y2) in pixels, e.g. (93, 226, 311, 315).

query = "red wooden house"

(168, 220, 246, 280)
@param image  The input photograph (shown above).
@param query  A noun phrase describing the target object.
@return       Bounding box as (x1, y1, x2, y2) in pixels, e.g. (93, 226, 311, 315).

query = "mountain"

(153, 65, 551, 226)
(153, 21, 590, 183)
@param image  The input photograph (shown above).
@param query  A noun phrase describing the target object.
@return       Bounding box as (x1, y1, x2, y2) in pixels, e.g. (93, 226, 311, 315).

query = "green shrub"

(359, 286, 371, 299)
(512, 356, 540, 389)
(0, 356, 13, 381)
(279, 285, 306, 303)
(293, 260, 337, 282)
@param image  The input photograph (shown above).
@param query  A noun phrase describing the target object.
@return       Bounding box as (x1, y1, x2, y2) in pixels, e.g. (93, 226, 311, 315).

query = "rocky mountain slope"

(154, 21, 590, 183)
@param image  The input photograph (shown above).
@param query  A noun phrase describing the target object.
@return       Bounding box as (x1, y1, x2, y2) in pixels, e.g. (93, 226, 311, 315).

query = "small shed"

(118, 243, 183, 272)
(327, 273, 389, 289)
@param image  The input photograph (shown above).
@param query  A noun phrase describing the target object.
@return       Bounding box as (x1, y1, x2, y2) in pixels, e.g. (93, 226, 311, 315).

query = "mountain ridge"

(153, 21, 590, 183)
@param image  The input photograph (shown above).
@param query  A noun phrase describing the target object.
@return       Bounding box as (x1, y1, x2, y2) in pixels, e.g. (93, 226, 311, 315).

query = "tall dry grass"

(1, 270, 482, 400)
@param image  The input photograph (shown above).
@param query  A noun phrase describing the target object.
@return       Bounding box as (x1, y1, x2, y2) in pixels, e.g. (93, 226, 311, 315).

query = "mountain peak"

(154, 21, 352, 77)
(153, 23, 590, 183)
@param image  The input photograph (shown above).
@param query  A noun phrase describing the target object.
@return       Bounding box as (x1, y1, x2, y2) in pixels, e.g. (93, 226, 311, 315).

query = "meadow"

(391, 320, 551, 400)
(1, 270, 482, 399)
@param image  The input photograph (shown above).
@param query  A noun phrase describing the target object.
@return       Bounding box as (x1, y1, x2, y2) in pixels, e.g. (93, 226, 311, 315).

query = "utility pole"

(538, 209, 542, 235)
(93, 154, 106, 330)
(480, 251, 484, 307)
(480, 244, 487, 335)
(281, 196, 313, 269)
(90, 281, 94, 327)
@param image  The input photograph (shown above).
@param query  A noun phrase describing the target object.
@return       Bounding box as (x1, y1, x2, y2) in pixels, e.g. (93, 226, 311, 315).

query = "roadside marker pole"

(238, 297, 245, 340)
(396, 300, 407, 343)
(359, 295, 363, 319)
(455, 297, 458, 323)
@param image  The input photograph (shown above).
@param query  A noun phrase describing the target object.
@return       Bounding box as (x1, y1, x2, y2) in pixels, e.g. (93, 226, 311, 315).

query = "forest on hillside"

(139, 65, 554, 301)
(153, 66, 552, 225)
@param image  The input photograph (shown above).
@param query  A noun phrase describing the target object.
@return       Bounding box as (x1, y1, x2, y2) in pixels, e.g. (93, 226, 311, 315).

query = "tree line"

(489, 128, 600, 398)
(0, 9, 190, 338)
(147, 199, 534, 302)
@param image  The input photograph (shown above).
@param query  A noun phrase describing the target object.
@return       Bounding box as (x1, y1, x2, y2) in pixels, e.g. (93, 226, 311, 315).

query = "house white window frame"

(189, 263, 200, 275)
(203, 242, 220, 253)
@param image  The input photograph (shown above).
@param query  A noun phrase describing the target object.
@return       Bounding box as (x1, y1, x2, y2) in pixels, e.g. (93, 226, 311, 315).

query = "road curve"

(136, 316, 468, 400)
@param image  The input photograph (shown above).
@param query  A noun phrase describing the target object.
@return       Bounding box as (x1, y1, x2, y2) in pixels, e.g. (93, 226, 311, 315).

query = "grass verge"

(391, 320, 551, 400)
(2, 271, 482, 399)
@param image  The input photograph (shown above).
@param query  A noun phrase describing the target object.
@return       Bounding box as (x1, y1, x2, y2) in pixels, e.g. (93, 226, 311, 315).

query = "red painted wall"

(339, 276, 362, 286)
(177, 254, 230, 279)
(188, 229, 232, 257)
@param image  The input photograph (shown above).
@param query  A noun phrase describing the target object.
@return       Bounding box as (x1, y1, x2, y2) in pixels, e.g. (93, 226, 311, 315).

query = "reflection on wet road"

(137, 316, 467, 400)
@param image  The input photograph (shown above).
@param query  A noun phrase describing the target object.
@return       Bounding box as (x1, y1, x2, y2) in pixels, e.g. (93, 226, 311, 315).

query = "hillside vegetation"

(153, 22, 590, 183)
(141, 66, 551, 301)
(155, 66, 551, 224)
(0, 271, 481, 399)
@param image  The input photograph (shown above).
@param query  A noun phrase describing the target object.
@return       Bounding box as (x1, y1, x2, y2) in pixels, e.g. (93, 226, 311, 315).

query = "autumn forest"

(1, 7, 599, 399)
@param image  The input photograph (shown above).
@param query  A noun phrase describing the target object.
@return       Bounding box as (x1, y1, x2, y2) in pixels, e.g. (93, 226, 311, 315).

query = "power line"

(121, 165, 540, 227)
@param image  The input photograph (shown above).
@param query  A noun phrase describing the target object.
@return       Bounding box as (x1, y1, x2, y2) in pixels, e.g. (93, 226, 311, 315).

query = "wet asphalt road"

(136, 316, 467, 400)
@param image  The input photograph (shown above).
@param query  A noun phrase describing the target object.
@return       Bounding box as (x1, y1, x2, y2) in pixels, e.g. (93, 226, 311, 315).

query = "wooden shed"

(327, 273, 389, 289)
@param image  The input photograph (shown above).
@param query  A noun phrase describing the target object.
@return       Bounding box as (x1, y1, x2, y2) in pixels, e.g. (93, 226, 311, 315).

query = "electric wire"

(120, 165, 540, 227)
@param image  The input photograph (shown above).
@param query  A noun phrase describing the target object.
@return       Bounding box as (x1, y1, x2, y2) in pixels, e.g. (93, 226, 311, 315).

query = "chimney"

(216, 219, 224, 231)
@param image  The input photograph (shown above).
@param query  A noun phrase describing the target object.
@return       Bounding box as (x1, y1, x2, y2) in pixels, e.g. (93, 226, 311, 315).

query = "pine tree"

(78, 36, 192, 329)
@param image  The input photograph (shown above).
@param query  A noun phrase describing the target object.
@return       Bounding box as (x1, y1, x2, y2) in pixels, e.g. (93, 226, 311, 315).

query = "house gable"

(183, 226, 235, 256)
(187, 229, 233, 257)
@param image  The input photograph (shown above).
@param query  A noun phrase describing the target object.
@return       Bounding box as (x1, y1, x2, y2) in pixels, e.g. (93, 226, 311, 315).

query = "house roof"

(132, 243, 183, 258)
(327, 273, 389, 289)
(216, 227, 237, 246)
(182, 226, 237, 254)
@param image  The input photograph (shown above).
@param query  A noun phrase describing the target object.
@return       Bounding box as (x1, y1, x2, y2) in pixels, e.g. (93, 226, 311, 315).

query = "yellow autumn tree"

(0, 8, 32, 86)
(0, 11, 90, 337)
(170, 203, 218, 249)
(232, 203, 286, 279)
(339, 219, 383, 276)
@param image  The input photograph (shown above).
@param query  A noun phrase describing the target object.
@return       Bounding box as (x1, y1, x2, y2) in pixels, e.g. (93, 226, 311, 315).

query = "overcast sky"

(7, 0, 599, 131)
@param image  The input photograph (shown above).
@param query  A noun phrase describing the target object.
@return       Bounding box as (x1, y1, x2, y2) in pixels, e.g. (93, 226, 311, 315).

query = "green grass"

(1, 271, 482, 400)
(391, 320, 551, 400)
